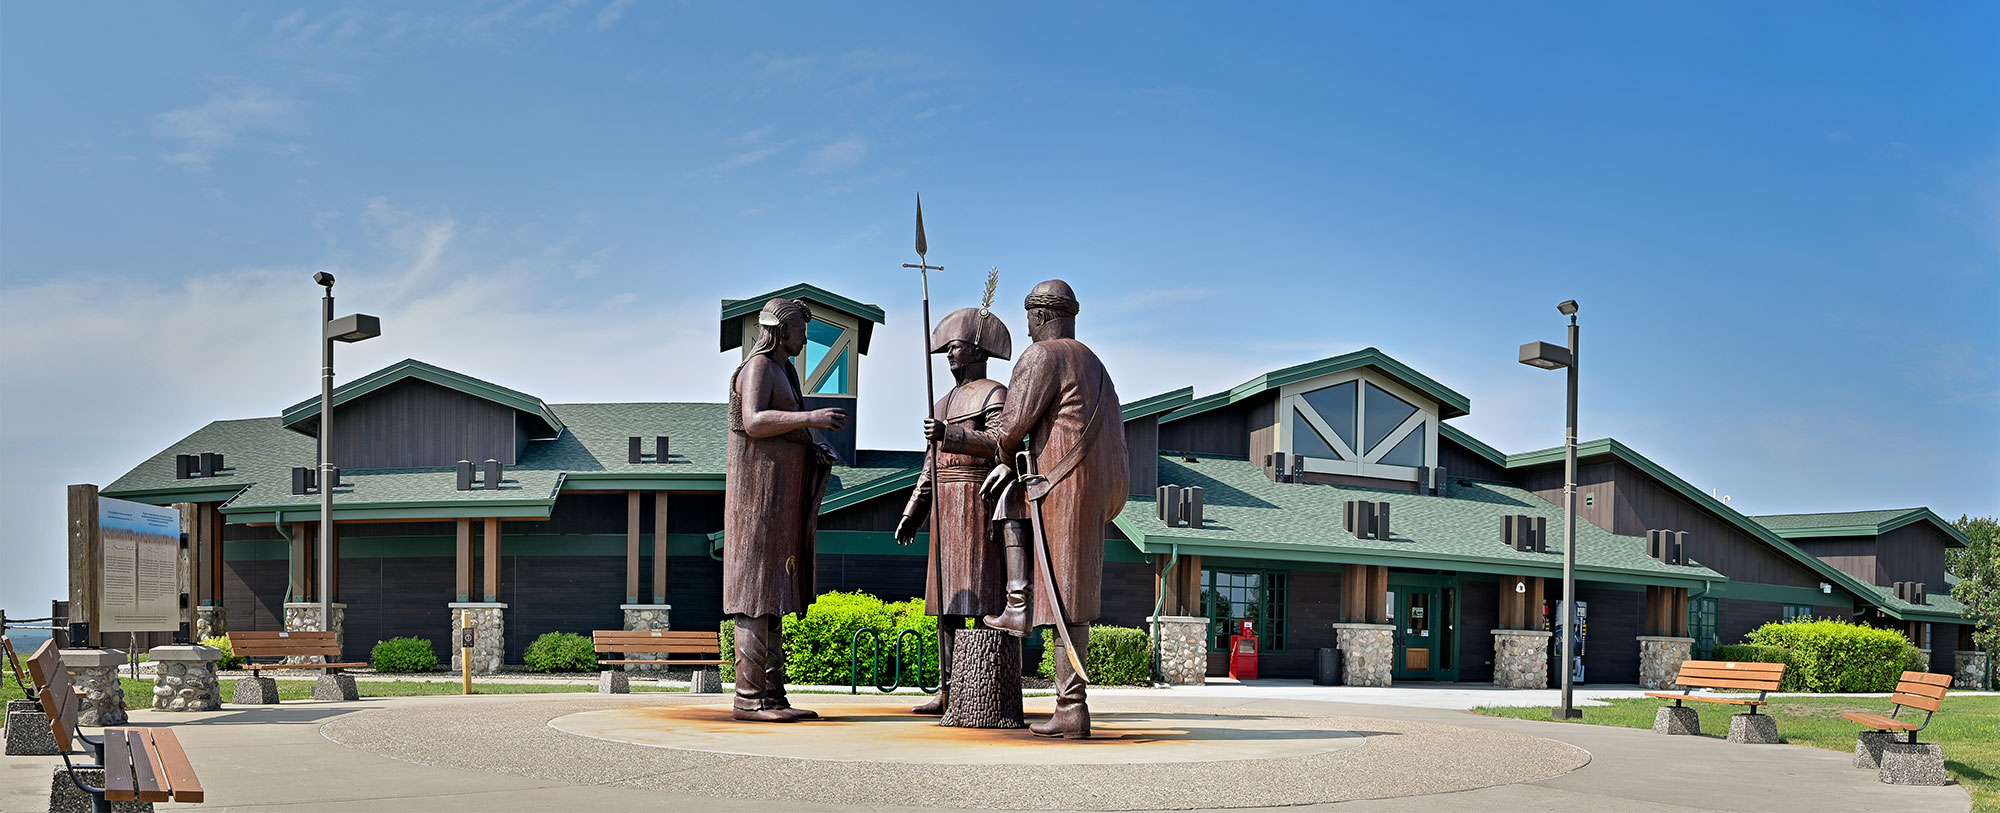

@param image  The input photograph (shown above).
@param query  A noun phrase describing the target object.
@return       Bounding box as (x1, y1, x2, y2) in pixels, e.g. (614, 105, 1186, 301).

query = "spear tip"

(914, 193, 928, 257)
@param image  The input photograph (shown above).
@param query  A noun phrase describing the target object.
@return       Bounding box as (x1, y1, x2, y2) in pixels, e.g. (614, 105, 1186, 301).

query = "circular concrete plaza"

(322, 693, 1590, 809)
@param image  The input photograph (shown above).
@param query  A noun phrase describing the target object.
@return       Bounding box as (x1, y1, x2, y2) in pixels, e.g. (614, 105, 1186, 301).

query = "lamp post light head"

(314, 271, 336, 288)
(326, 313, 382, 343)
(1518, 340, 1572, 370)
(1556, 299, 1579, 316)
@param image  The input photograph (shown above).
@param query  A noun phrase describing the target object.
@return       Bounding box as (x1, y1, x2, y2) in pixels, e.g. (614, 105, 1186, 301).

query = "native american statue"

(724, 297, 846, 723)
(927, 279, 1127, 738)
(894, 298, 1028, 715)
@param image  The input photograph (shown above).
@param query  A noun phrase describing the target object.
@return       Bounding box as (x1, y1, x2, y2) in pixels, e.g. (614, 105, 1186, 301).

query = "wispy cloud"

(805, 136, 867, 174)
(592, 0, 634, 32)
(153, 84, 298, 170)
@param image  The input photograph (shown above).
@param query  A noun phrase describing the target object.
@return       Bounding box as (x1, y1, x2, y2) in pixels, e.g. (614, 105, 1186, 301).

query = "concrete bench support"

(689, 668, 722, 694)
(599, 670, 630, 694)
(5, 698, 58, 755)
(314, 673, 360, 701)
(234, 675, 280, 704)
(1652, 705, 1699, 735)
(1727, 712, 1778, 744)
(1877, 742, 1947, 785)
(1853, 731, 1897, 768)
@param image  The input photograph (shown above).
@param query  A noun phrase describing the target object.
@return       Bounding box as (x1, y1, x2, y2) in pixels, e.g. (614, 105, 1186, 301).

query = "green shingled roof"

(279, 359, 564, 439)
(1113, 455, 1723, 587)
(719, 282, 886, 354)
(1752, 508, 1971, 547)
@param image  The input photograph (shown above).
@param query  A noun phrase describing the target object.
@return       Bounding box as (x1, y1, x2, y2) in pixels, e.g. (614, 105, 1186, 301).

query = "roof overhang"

(721, 283, 887, 354)
(1161, 347, 1471, 424)
(280, 359, 564, 440)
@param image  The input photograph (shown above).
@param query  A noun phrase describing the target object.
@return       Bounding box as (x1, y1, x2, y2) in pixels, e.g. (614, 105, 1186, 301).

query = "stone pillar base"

(61, 649, 128, 727)
(940, 628, 1025, 729)
(50, 767, 153, 813)
(1954, 650, 1989, 691)
(1653, 705, 1699, 735)
(282, 603, 347, 665)
(1854, 730, 1898, 768)
(234, 676, 280, 704)
(1331, 623, 1395, 688)
(620, 604, 672, 672)
(1147, 615, 1208, 686)
(689, 669, 723, 694)
(1637, 636, 1694, 690)
(149, 645, 223, 711)
(1727, 712, 1779, 744)
(5, 698, 58, 755)
(599, 671, 630, 694)
(1491, 629, 1553, 689)
(1879, 742, 1947, 785)
(449, 603, 507, 675)
(313, 673, 359, 701)
(194, 605, 228, 643)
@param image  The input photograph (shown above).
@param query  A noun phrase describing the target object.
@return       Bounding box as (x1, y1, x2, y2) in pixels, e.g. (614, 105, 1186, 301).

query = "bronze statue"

(895, 305, 1028, 715)
(724, 297, 847, 723)
(927, 279, 1127, 738)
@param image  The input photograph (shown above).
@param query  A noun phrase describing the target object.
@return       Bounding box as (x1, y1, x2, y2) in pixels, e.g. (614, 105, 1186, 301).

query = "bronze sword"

(1016, 449, 1090, 684)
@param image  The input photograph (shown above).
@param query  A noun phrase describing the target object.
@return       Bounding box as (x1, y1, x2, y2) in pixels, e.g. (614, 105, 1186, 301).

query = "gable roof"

(1752, 508, 1971, 548)
(1160, 347, 1471, 423)
(279, 359, 564, 440)
(720, 283, 887, 354)
(1122, 387, 1195, 423)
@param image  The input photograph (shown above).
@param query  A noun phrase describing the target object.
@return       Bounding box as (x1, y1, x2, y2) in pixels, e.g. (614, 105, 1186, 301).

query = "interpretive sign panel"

(98, 496, 183, 633)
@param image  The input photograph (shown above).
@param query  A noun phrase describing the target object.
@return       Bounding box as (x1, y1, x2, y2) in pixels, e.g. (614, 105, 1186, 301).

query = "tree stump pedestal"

(939, 628, 1024, 729)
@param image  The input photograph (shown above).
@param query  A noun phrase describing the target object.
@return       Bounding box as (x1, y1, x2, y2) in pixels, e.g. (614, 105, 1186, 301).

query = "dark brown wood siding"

(1458, 578, 1498, 682)
(1126, 416, 1160, 496)
(1576, 585, 1642, 684)
(1718, 598, 1785, 648)
(1160, 398, 1263, 458)
(1871, 523, 1952, 588)
(330, 379, 523, 469)
(1791, 538, 1878, 583)
(1439, 435, 1509, 482)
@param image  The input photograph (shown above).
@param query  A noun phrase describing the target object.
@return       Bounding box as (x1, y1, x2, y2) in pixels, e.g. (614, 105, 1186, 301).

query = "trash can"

(1314, 647, 1343, 686)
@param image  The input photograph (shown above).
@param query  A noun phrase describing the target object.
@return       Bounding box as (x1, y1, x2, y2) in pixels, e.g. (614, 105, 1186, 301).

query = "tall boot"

(763, 619, 815, 720)
(981, 522, 1033, 637)
(732, 615, 799, 723)
(911, 617, 958, 715)
(1030, 624, 1091, 738)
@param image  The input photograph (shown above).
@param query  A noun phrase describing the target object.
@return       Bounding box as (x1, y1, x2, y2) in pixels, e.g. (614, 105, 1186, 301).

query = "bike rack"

(848, 627, 937, 695)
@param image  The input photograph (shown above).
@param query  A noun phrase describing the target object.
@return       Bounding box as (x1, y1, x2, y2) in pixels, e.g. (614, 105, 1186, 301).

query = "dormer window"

(1279, 371, 1437, 481)
(802, 316, 853, 395)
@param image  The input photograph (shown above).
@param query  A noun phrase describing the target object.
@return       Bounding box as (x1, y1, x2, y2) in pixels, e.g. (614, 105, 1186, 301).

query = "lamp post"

(314, 271, 381, 641)
(1519, 299, 1581, 721)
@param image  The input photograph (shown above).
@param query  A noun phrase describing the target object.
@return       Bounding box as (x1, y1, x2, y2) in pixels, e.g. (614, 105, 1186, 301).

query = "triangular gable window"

(1279, 369, 1437, 482)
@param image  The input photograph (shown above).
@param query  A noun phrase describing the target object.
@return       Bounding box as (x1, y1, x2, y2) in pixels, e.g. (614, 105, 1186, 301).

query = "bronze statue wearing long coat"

(905, 379, 1020, 617)
(724, 297, 845, 723)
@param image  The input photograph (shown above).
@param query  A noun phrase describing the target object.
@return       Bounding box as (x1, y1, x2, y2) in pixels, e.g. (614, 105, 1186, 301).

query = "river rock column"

(60, 649, 127, 727)
(194, 605, 227, 643)
(1954, 650, 1989, 690)
(1330, 623, 1395, 687)
(620, 604, 672, 672)
(282, 602, 347, 665)
(449, 603, 506, 674)
(148, 645, 223, 712)
(1637, 635, 1695, 690)
(1492, 629, 1553, 689)
(1148, 615, 1208, 686)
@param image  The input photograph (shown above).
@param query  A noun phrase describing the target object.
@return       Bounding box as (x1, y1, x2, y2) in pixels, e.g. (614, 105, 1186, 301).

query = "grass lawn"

(1475, 695, 2000, 812)
(2, 675, 683, 707)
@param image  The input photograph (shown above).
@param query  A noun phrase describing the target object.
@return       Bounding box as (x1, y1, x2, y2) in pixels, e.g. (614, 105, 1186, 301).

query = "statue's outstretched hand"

(980, 462, 1013, 501)
(894, 511, 921, 545)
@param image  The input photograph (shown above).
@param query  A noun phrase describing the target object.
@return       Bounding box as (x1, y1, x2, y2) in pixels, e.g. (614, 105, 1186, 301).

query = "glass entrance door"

(1389, 575, 1459, 681)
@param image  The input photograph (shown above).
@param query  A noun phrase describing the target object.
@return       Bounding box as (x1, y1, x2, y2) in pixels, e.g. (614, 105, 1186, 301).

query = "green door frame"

(1388, 573, 1461, 682)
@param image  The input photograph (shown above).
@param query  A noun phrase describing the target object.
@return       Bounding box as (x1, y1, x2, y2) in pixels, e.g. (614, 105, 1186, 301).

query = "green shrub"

(370, 636, 439, 673)
(783, 591, 938, 687)
(522, 632, 598, 673)
(717, 618, 735, 683)
(1711, 644, 1797, 689)
(1744, 619, 1929, 692)
(199, 636, 241, 670)
(1038, 625, 1154, 686)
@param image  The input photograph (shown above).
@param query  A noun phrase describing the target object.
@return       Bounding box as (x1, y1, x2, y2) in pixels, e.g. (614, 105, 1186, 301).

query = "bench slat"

(1678, 664, 1785, 679)
(1673, 676, 1781, 692)
(229, 631, 338, 642)
(1900, 671, 1952, 687)
(598, 659, 726, 665)
(149, 728, 204, 803)
(1643, 692, 1764, 705)
(1681, 660, 1787, 674)
(127, 729, 170, 803)
(1891, 692, 1942, 712)
(103, 727, 138, 802)
(1842, 711, 1920, 731)
(230, 643, 344, 655)
(244, 662, 368, 671)
(1894, 680, 1949, 700)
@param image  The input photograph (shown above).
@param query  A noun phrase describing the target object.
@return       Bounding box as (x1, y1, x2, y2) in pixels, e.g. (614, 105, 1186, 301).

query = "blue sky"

(2, 2, 1995, 614)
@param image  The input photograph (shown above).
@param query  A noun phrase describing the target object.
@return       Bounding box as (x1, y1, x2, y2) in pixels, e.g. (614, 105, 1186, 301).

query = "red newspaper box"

(1228, 620, 1259, 680)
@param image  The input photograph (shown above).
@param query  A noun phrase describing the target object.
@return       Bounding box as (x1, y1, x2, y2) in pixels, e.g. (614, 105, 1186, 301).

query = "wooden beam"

(1530, 576, 1545, 630)
(68, 484, 101, 646)
(652, 492, 669, 604)
(289, 523, 312, 602)
(483, 518, 500, 602)
(626, 491, 641, 605)
(455, 519, 471, 603)
(177, 503, 196, 630)
(205, 503, 224, 609)
(328, 519, 341, 603)
(1366, 565, 1389, 624)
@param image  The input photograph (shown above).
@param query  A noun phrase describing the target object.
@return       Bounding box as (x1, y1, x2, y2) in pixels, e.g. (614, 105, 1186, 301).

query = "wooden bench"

(1844, 671, 1950, 744)
(1846, 671, 1952, 782)
(227, 631, 367, 703)
(25, 639, 206, 810)
(592, 630, 725, 693)
(1645, 660, 1788, 741)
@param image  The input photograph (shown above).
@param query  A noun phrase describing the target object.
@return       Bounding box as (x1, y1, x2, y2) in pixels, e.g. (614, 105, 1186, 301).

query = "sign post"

(460, 612, 474, 695)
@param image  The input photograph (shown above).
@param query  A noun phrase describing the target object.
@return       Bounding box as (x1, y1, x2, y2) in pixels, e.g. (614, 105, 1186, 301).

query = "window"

(1689, 598, 1719, 659)
(1202, 569, 1288, 652)
(799, 317, 855, 396)
(1279, 371, 1436, 481)
(1781, 604, 1814, 622)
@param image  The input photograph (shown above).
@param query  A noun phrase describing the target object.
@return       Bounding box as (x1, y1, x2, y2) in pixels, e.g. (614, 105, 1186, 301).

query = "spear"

(901, 194, 945, 690)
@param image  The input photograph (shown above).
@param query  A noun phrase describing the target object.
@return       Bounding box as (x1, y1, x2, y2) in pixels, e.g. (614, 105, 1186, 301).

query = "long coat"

(722, 353, 830, 619)
(941, 338, 1127, 626)
(903, 378, 1026, 617)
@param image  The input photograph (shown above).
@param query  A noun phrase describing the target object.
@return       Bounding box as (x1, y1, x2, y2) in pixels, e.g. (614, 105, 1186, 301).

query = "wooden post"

(454, 519, 472, 603)
(67, 484, 101, 647)
(460, 610, 473, 695)
(328, 518, 341, 603)
(204, 503, 224, 609)
(177, 503, 197, 632)
(652, 492, 669, 603)
(625, 491, 641, 605)
(1365, 565, 1389, 624)
(289, 522, 313, 602)
(1674, 588, 1688, 637)
(1530, 576, 1546, 630)
(482, 518, 500, 603)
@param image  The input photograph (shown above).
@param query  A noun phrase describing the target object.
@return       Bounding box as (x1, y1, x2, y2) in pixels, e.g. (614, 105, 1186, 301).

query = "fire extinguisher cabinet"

(1228, 620, 1259, 681)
